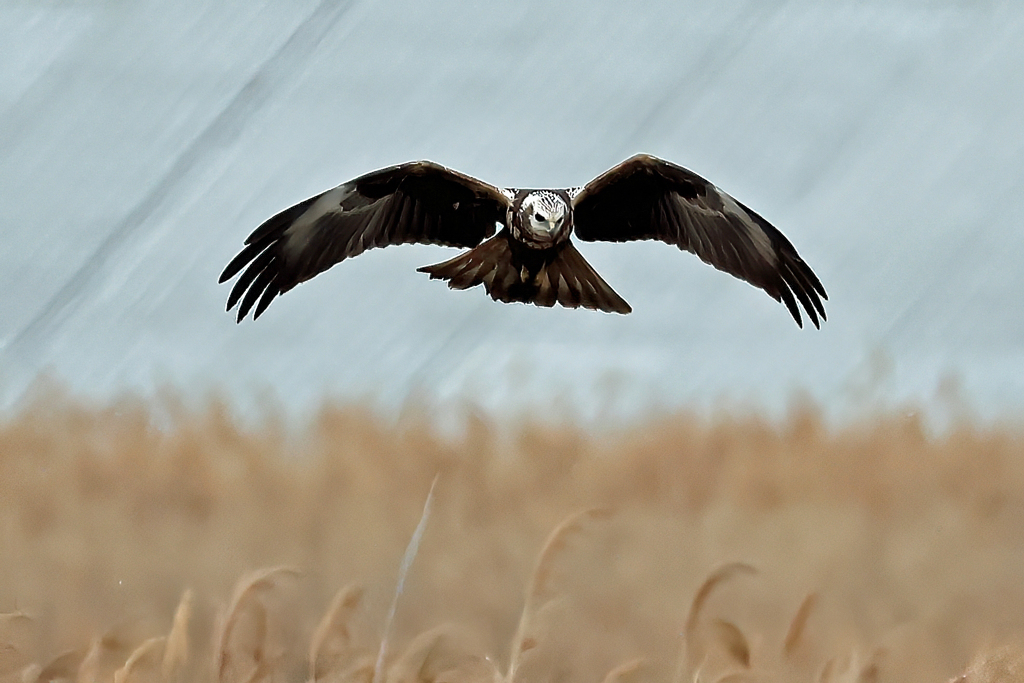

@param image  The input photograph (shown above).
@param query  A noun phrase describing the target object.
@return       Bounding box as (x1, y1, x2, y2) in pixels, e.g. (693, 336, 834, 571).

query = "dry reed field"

(2, 387, 1024, 683)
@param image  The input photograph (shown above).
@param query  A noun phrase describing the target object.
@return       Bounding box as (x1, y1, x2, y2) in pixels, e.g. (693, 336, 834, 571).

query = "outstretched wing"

(220, 161, 510, 321)
(572, 154, 827, 328)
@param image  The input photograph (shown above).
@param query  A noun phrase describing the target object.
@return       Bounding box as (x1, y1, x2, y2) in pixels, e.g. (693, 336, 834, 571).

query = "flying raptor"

(220, 154, 827, 327)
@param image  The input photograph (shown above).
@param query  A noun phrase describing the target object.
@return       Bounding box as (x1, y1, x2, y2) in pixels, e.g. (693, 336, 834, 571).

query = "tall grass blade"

(374, 473, 439, 683)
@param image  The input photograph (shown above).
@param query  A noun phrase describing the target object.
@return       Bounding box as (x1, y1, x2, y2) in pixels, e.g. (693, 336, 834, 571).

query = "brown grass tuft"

(113, 636, 165, 683)
(708, 620, 750, 669)
(33, 649, 84, 683)
(783, 593, 818, 660)
(506, 508, 609, 683)
(950, 643, 1024, 683)
(0, 611, 34, 677)
(675, 564, 757, 683)
(386, 624, 480, 683)
(2, 393, 1024, 683)
(76, 637, 102, 683)
(309, 585, 364, 683)
(817, 649, 884, 683)
(162, 588, 193, 682)
(599, 657, 647, 683)
(215, 567, 300, 683)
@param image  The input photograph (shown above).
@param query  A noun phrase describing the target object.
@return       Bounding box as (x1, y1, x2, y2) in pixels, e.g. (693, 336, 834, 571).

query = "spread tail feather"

(417, 232, 631, 314)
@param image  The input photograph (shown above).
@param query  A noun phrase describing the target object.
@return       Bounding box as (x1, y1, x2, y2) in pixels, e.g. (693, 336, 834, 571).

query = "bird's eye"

(534, 213, 544, 222)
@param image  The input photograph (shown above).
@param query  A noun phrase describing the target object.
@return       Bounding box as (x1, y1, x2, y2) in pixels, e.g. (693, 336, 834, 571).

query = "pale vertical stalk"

(373, 473, 439, 683)
(163, 588, 194, 681)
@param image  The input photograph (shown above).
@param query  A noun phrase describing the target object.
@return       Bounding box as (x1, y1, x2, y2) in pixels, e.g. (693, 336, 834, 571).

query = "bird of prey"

(220, 154, 827, 327)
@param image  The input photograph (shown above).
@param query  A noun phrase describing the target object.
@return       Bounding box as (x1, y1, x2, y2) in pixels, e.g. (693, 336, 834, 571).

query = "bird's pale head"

(516, 191, 570, 247)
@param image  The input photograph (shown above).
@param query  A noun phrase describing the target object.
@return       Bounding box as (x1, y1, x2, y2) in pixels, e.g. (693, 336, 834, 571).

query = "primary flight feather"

(220, 154, 827, 327)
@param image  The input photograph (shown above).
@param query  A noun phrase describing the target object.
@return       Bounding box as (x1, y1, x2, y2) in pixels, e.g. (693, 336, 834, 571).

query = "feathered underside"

(417, 230, 632, 314)
(573, 154, 827, 328)
(219, 161, 508, 321)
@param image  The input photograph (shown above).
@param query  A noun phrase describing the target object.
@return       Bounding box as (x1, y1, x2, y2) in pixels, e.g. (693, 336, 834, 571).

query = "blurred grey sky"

(1, 0, 1022, 424)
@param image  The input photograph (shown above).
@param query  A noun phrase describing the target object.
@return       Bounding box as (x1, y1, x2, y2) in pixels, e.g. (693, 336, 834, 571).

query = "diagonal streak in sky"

(1, 0, 359, 367)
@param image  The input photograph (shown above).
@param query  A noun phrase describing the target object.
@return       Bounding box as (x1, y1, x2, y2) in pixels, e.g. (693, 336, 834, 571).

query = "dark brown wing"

(219, 161, 510, 321)
(573, 154, 827, 328)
